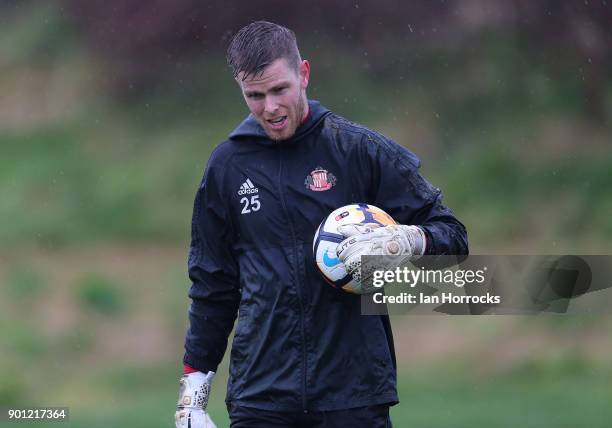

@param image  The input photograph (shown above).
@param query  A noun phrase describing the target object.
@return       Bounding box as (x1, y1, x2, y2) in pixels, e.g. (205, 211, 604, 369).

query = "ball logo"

(304, 167, 337, 192)
(323, 249, 341, 267)
(335, 211, 349, 221)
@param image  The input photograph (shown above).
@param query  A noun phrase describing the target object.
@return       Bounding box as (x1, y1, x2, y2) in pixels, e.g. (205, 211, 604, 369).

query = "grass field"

(2, 366, 610, 427)
(2, 247, 611, 427)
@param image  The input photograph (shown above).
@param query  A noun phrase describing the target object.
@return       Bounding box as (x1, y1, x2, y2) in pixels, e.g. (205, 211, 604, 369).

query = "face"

(237, 58, 310, 141)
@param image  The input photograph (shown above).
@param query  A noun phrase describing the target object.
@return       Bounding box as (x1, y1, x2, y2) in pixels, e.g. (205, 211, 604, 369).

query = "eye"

(273, 87, 287, 94)
(247, 93, 264, 99)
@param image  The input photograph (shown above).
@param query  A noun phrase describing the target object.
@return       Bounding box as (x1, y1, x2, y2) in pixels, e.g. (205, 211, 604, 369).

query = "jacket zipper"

(277, 143, 308, 412)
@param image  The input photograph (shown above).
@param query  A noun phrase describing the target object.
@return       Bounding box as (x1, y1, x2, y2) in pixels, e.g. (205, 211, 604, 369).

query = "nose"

(264, 96, 279, 115)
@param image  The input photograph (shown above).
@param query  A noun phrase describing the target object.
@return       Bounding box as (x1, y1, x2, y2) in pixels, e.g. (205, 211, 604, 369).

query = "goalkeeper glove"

(336, 223, 426, 283)
(175, 371, 217, 428)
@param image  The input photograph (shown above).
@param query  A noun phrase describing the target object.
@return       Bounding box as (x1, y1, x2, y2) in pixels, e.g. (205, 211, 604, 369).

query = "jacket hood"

(228, 100, 331, 144)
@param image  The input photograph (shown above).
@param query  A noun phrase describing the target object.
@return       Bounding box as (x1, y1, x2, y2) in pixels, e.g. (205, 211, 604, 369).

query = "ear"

(299, 60, 310, 90)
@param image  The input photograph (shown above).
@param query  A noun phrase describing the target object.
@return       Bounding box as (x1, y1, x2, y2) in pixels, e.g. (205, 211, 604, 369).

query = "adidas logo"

(237, 178, 259, 195)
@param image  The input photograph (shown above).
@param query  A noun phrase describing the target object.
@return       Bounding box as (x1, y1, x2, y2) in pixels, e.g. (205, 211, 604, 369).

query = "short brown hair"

(227, 21, 301, 80)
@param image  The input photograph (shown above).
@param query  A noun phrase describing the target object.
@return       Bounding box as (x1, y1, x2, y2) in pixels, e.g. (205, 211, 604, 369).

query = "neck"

(300, 97, 310, 125)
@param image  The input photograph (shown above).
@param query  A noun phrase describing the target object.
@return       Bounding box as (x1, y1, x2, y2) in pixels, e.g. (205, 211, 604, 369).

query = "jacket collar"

(228, 100, 331, 145)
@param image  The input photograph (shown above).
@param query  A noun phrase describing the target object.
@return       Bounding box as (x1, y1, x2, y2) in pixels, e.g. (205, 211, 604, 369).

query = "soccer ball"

(312, 203, 396, 294)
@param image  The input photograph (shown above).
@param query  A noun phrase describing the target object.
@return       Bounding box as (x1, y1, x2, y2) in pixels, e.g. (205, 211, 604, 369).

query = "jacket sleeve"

(183, 152, 241, 373)
(368, 136, 469, 256)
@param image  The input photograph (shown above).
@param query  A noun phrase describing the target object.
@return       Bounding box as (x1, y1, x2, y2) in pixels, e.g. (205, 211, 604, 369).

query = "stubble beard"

(265, 93, 306, 142)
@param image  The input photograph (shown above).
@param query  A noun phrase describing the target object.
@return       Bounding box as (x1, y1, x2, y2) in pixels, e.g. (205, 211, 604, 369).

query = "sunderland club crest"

(305, 167, 337, 192)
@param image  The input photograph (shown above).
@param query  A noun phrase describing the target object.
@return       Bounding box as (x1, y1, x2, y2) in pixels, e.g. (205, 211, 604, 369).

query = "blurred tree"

(514, 0, 612, 122)
(64, 0, 457, 97)
(64, 0, 611, 121)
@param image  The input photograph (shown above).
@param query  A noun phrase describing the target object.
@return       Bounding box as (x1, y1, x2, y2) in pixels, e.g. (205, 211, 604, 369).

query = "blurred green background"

(1, 1, 611, 427)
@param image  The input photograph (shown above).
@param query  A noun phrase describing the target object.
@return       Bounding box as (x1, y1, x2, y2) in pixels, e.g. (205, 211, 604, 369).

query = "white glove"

(336, 223, 427, 283)
(175, 371, 217, 428)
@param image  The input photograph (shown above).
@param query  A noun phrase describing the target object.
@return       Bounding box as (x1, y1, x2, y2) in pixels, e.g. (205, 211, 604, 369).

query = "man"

(175, 21, 468, 428)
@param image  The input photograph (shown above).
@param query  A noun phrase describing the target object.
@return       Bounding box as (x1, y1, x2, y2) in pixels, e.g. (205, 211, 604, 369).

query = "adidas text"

(238, 187, 258, 195)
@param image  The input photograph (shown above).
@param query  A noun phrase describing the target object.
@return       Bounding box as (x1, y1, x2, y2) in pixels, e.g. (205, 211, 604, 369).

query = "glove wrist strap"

(399, 225, 427, 258)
